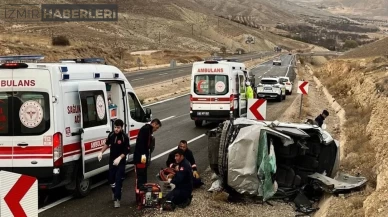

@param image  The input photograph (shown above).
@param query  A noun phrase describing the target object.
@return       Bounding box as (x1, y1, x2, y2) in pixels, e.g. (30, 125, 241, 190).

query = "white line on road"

(285, 55, 294, 77)
(159, 73, 168, 76)
(144, 93, 190, 107)
(131, 78, 144, 81)
(38, 133, 206, 213)
(160, 116, 175, 122)
(151, 134, 206, 161)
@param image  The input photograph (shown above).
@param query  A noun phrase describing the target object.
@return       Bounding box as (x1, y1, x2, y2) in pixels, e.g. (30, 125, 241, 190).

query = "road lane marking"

(160, 116, 175, 122)
(131, 78, 144, 81)
(285, 55, 294, 76)
(144, 93, 190, 107)
(151, 134, 206, 161)
(159, 73, 168, 76)
(38, 133, 206, 213)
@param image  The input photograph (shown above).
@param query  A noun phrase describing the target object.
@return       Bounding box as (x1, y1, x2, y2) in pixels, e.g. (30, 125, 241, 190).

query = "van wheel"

(74, 172, 91, 198)
(195, 120, 202, 127)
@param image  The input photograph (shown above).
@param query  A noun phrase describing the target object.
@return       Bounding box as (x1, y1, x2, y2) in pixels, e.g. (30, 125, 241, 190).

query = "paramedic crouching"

(98, 119, 130, 208)
(165, 149, 193, 208)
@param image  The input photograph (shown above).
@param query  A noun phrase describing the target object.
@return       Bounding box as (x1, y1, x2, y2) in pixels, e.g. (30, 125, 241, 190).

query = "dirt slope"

(311, 56, 388, 217)
(341, 37, 388, 59)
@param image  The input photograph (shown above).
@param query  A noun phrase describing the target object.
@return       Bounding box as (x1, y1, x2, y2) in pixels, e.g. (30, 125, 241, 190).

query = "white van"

(0, 55, 152, 197)
(190, 59, 248, 127)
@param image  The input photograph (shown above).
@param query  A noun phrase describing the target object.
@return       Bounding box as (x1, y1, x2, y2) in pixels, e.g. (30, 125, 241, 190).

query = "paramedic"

(166, 149, 193, 207)
(314, 109, 329, 128)
(134, 118, 162, 189)
(166, 140, 204, 188)
(98, 119, 130, 208)
(246, 81, 254, 99)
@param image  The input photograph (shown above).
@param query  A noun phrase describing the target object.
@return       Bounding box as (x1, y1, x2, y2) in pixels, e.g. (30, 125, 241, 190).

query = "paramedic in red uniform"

(133, 119, 162, 190)
(165, 149, 193, 208)
(166, 140, 204, 188)
(98, 119, 130, 208)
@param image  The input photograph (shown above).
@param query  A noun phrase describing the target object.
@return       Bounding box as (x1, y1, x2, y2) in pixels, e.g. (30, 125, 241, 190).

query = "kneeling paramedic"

(166, 140, 204, 188)
(165, 149, 193, 208)
(98, 119, 130, 208)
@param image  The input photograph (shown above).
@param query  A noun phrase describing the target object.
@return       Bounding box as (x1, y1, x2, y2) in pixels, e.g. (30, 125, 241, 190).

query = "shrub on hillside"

(52, 35, 70, 46)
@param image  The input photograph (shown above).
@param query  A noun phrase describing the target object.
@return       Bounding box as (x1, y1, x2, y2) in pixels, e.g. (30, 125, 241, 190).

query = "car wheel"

(282, 92, 286, 100)
(195, 120, 202, 127)
(74, 169, 91, 198)
(218, 120, 231, 181)
(277, 93, 282, 102)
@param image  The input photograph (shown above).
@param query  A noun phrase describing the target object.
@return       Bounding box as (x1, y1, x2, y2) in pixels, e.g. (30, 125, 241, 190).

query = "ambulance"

(190, 59, 248, 127)
(0, 55, 152, 197)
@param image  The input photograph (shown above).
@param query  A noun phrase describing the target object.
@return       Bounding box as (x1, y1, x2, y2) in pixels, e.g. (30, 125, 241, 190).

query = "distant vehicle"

(255, 77, 286, 102)
(278, 76, 293, 95)
(272, 58, 282, 66)
(190, 60, 248, 127)
(288, 53, 292, 55)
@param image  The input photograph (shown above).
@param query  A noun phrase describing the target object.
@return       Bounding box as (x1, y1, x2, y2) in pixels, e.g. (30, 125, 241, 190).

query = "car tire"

(277, 93, 282, 102)
(195, 120, 202, 127)
(282, 92, 286, 100)
(74, 168, 91, 198)
(218, 120, 231, 180)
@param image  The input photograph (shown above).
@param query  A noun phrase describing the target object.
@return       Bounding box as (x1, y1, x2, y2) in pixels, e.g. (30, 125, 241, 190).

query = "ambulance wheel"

(195, 120, 202, 127)
(74, 173, 91, 198)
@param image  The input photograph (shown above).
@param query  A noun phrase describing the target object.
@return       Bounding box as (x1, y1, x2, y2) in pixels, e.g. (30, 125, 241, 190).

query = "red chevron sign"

(1, 171, 37, 217)
(248, 99, 266, 120)
(297, 81, 309, 95)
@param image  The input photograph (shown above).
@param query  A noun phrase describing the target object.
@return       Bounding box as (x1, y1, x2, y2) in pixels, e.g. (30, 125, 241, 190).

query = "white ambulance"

(0, 55, 152, 197)
(190, 59, 248, 127)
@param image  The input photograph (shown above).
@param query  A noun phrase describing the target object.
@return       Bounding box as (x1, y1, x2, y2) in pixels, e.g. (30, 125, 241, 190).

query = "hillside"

(341, 37, 388, 58)
(0, 0, 317, 68)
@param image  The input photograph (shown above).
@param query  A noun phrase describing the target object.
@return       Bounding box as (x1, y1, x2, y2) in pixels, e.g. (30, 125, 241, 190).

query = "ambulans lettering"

(197, 68, 224, 73)
(91, 139, 106, 149)
(0, 80, 35, 87)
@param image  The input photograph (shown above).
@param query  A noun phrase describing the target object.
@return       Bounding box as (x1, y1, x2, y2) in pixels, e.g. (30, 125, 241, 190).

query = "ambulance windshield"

(194, 75, 228, 95)
(0, 92, 50, 136)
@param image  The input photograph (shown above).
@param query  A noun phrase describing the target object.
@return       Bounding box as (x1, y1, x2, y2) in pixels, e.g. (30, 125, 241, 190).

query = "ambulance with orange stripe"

(190, 59, 248, 127)
(0, 55, 152, 197)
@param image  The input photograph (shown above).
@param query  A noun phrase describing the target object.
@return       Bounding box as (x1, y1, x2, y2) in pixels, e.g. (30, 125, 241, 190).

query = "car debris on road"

(207, 118, 367, 215)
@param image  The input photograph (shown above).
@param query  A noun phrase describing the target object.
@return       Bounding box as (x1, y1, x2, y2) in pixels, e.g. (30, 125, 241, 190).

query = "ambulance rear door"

(0, 68, 13, 170)
(78, 81, 110, 179)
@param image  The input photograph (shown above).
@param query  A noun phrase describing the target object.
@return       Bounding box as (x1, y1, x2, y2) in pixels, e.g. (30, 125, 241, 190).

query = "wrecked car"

(207, 118, 367, 202)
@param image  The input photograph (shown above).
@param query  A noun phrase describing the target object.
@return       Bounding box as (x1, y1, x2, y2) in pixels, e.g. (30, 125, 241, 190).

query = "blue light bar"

(0, 55, 44, 62)
(114, 73, 119, 78)
(59, 66, 68, 73)
(94, 73, 100, 78)
(62, 74, 70, 80)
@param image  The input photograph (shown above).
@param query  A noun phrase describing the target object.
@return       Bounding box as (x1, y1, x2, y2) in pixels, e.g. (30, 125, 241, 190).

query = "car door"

(127, 91, 150, 162)
(78, 81, 110, 179)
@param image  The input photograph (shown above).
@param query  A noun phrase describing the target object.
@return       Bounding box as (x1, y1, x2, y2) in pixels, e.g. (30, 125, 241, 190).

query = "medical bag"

(136, 183, 162, 210)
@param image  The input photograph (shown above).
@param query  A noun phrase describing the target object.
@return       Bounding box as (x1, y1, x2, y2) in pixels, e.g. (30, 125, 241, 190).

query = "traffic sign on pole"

(297, 81, 309, 95)
(0, 171, 38, 217)
(247, 99, 266, 120)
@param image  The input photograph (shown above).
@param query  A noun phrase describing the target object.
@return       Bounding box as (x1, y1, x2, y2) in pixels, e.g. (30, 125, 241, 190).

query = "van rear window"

(0, 92, 50, 136)
(194, 75, 228, 95)
(261, 79, 278, 85)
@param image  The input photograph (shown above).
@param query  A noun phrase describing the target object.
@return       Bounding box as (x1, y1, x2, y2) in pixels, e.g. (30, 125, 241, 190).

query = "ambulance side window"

(128, 92, 145, 122)
(80, 90, 107, 128)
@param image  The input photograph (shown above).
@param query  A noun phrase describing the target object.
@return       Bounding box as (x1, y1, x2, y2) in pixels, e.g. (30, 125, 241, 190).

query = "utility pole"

(192, 24, 194, 35)
(218, 17, 219, 28)
(158, 32, 160, 44)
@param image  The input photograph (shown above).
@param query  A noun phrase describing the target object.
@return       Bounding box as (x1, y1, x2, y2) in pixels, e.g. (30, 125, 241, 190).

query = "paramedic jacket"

(133, 124, 153, 164)
(106, 131, 130, 165)
(171, 158, 193, 194)
(166, 148, 197, 171)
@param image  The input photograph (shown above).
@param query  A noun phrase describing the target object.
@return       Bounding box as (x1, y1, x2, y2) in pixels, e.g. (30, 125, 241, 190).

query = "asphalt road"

(127, 51, 275, 87)
(39, 54, 298, 217)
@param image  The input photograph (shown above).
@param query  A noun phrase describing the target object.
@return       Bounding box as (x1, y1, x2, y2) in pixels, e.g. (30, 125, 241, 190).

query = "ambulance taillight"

(229, 94, 234, 110)
(53, 132, 63, 167)
(190, 94, 193, 111)
(0, 63, 28, 69)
